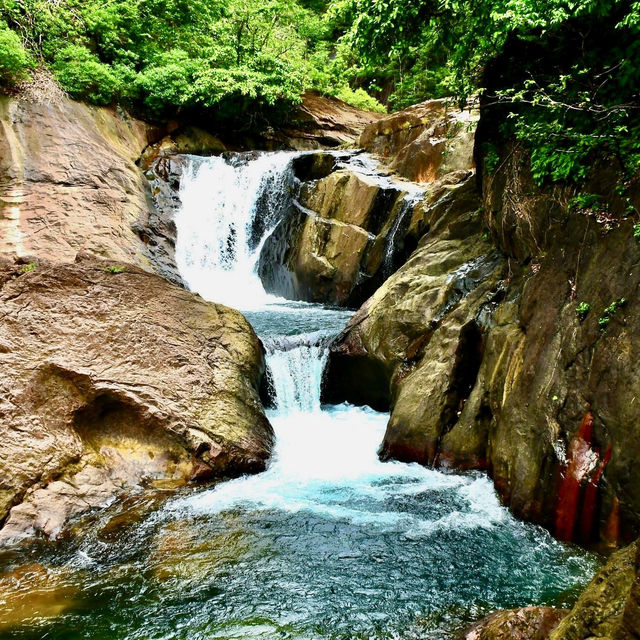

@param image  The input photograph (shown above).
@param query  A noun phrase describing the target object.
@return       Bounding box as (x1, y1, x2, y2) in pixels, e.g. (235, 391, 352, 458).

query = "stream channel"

(0, 152, 599, 640)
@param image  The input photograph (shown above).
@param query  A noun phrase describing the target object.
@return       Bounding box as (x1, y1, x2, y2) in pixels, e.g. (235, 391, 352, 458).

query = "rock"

(0, 256, 273, 544)
(358, 98, 478, 182)
(468, 540, 640, 640)
(259, 155, 431, 307)
(465, 608, 569, 640)
(265, 90, 383, 150)
(550, 541, 639, 640)
(322, 173, 505, 425)
(0, 95, 156, 267)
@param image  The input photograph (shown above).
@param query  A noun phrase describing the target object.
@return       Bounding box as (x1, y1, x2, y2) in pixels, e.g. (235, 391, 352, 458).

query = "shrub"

(334, 86, 386, 113)
(0, 22, 32, 86)
(53, 45, 132, 105)
(576, 302, 590, 322)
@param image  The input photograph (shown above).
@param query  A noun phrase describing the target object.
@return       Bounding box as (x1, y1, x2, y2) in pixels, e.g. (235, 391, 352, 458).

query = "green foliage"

(634, 223, 640, 243)
(53, 45, 133, 105)
(334, 87, 385, 113)
(0, 0, 638, 171)
(0, 0, 381, 122)
(335, 0, 640, 187)
(569, 194, 604, 212)
(0, 20, 32, 85)
(575, 302, 590, 322)
(19, 261, 36, 274)
(105, 265, 126, 274)
(483, 143, 500, 175)
(598, 297, 627, 331)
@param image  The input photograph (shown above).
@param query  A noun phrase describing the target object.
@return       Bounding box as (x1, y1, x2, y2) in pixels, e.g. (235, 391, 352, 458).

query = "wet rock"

(465, 607, 569, 640)
(259, 158, 426, 307)
(326, 130, 640, 544)
(358, 98, 478, 183)
(0, 256, 273, 544)
(550, 541, 639, 640)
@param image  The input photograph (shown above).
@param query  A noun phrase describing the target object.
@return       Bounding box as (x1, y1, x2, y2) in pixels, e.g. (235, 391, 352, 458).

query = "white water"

(170, 151, 512, 530)
(175, 152, 298, 309)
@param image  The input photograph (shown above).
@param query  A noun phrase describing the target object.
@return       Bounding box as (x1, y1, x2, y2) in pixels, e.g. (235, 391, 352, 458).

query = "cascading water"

(175, 152, 298, 309)
(2, 152, 599, 640)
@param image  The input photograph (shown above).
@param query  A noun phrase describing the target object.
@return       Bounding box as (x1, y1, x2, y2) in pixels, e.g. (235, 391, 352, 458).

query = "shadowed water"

(0, 153, 600, 640)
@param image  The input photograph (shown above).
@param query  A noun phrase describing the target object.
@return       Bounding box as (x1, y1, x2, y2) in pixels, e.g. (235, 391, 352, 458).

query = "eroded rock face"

(259, 162, 417, 306)
(257, 155, 469, 308)
(323, 140, 640, 544)
(0, 256, 273, 544)
(322, 174, 507, 444)
(358, 98, 478, 183)
(266, 90, 383, 150)
(0, 96, 156, 267)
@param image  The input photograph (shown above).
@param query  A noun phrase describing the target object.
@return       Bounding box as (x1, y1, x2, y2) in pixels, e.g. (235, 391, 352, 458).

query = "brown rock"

(0, 256, 273, 544)
(325, 132, 640, 544)
(550, 541, 639, 640)
(322, 173, 505, 428)
(358, 98, 478, 182)
(0, 95, 155, 266)
(258, 162, 418, 307)
(465, 608, 569, 640)
(267, 90, 383, 150)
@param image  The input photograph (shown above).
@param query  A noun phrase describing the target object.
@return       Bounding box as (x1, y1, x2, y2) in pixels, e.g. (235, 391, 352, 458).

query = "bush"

(0, 22, 32, 86)
(53, 45, 130, 105)
(136, 50, 207, 114)
(335, 86, 386, 113)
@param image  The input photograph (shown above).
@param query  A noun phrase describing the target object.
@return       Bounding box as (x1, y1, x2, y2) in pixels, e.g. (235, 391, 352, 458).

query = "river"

(0, 151, 598, 640)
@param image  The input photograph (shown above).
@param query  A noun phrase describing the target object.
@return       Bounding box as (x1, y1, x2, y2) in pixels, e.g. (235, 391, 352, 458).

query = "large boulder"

(264, 90, 383, 150)
(258, 158, 423, 307)
(357, 98, 478, 183)
(0, 256, 273, 544)
(322, 173, 506, 426)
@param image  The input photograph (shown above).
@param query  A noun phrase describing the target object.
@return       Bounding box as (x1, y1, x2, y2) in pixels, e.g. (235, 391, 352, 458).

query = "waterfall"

(263, 332, 330, 414)
(174, 151, 299, 309)
(383, 192, 424, 278)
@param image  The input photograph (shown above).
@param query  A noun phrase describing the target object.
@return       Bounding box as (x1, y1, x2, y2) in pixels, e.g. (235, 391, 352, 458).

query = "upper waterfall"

(174, 151, 300, 309)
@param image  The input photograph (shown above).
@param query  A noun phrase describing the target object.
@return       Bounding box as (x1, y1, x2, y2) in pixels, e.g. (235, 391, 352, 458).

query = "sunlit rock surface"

(0, 256, 273, 544)
(358, 98, 478, 183)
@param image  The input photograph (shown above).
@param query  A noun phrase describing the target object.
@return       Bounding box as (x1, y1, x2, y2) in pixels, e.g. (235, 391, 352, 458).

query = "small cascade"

(382, 192, 423, 278)
(174, 151, 300, 309)
(263, 331, 330, 414)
